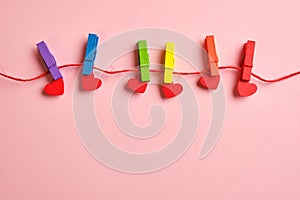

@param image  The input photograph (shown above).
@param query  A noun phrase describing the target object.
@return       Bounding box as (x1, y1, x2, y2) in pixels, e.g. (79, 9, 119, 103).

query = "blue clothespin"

(83, 33, 99, 75)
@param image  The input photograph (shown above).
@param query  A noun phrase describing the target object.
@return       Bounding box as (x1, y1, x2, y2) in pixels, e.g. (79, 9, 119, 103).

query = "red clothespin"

(198, 35, 220, 90)
(237, 40, 257, 97)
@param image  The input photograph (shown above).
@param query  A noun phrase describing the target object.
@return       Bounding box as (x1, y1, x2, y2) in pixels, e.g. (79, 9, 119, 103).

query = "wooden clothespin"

(160, 42, 183, 98)
(81, 33, 102, 91)
(206, 35, 219, 76)
(37, 41, 64, 96)
(198, 35, 220, 90)
(164, 42, 175, 84)
(83, 33, 98, 75)
(138, 40, 150, 82)
(126, 40, 150, 93)
(237, 40, 257, 97)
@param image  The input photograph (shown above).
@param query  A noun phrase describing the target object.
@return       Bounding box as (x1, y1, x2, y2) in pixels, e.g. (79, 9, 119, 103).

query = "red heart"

(43, 78, 64, 96)
(198, 74, 220, 90)
(161, 83, 183, 98)
(81, 73, 102, 91)
(237, 81, 257, 97)
(127, 78, 148, 93)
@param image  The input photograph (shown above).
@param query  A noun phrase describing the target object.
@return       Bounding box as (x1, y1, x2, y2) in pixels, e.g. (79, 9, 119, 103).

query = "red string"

(0, 64, 81, 82)
(1, 64, 300, 83)
(218, 66, 300, 83)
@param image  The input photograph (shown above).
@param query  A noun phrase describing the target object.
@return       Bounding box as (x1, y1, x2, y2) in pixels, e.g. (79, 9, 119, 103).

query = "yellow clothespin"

(164, 42, 175, 84)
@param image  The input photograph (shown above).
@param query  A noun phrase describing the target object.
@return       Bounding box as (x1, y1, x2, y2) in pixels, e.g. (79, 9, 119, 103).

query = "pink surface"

(0, 0, 300, 199)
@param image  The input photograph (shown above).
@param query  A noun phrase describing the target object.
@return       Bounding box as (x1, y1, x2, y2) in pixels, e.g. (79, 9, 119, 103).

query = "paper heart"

(81, 73, 102, 91)
(127, 78, 148, 93)
(198, 74, 220, 90)
(237, 81, 257, 97)
(160, 83, 183, 98)
(43, 78, 64, 96)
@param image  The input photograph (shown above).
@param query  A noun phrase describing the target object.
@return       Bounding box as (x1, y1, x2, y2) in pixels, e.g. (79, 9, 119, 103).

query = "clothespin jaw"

(205, 35, 219, 76)
(36, 41, 63, 81)
(83, 33, 99, 75)
(164, 42, 175, 84)
(137, 40, 150, 82)
(237, 40, 257, 97)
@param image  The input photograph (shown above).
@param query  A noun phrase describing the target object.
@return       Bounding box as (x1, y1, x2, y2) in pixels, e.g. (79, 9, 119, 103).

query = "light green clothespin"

(137, 40, 150, 82)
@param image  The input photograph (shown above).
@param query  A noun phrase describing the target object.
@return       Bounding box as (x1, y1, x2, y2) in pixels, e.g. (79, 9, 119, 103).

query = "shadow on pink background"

(0, 0, 299, 199)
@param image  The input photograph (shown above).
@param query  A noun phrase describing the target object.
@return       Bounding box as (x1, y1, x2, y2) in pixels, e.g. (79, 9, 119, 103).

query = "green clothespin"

(137, 40, 150, 82)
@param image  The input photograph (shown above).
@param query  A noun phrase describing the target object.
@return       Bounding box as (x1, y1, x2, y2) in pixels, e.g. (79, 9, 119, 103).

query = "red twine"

(0, 64, 300, 83)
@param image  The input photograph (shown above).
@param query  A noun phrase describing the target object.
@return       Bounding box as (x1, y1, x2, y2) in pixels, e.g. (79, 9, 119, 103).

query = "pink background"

(0, 0, 300, 199)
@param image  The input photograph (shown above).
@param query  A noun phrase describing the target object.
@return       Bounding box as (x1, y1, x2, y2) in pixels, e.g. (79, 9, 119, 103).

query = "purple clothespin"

(36, 41, 63, 80)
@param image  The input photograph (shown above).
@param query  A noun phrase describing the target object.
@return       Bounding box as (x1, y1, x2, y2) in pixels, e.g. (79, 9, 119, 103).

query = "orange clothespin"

(198, 35, 220, 90)
(237, 40, 257, 97)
